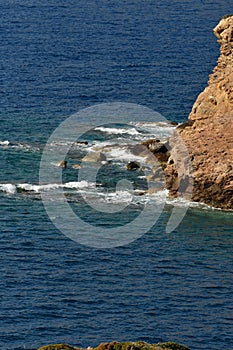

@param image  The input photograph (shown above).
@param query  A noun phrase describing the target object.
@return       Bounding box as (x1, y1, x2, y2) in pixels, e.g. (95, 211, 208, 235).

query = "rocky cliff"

(165, 15, 233, 209)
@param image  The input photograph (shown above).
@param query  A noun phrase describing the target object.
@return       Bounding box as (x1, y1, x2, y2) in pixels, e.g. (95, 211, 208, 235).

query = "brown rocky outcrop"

(165, 15, 233, 209)
(37, 341, 190, 350)
(141, 139, 170, 163)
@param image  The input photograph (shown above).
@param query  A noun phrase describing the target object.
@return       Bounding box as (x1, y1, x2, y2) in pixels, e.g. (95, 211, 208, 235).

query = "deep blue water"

(1, 1, 233, 349)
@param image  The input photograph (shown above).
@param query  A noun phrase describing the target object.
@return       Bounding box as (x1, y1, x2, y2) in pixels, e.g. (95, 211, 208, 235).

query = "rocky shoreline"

(45, 16, 233, 211)
(163, 15, 233, 210)
(37, 341, 190, 350)
(30, 15, 233, 350)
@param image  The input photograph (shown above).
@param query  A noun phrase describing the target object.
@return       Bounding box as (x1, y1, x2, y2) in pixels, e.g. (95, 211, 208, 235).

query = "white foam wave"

(0, 140, 10, 146)
(0, 184, 17, 194)
(63, 181, 95, 189)
(17, 183, 43, 192)
(0, 140, 40, 152)
(132, 122, 175, 138)
(95, 126, 140, 136)
(165, 196, 217, 211)
(0, 181, 95, 194)
(150, 189, 169, 199)
(133, 121, 175, 128)
(105, 147, 146, 163)
(82, 190, 133, 207)
(84, 143, 148, 164)
(104, 190, 133, 203)
(1, 180, 228, 213)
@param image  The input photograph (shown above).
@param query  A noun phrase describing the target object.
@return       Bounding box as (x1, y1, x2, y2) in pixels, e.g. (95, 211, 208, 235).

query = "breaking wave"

(0, 140, 10, 146)
(0, 140, 41, 152)
(0, 181, 95, 195)
(94, 126, 140, 136)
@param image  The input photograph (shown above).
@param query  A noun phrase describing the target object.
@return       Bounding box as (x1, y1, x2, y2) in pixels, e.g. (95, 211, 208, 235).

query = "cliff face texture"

(166, 15, 233, 209)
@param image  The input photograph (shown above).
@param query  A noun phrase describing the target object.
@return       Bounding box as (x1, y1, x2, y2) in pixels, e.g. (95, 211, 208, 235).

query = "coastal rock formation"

(82, 151, 107, 163)
(55, 160, 67, 168)
(126, 161, 141, 171)
(38, 345, 76, 350)
(37, 341, 190, 350)
(165, 15, 233, 209)
(141, 139, 170, 163)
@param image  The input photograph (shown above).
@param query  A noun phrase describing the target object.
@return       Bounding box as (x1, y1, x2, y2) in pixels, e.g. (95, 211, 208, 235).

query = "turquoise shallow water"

(1, 1, 233, 349)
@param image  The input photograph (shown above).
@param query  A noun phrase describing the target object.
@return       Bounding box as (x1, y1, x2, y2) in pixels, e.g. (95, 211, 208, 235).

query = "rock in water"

(55, 160, 67, 168)
(37, 341, 190, 350)
(82, 151, 107, 163)
(126, 161, 140, 171)
(94, 341, 189, 350)
(38, 345, 79, 350)
(165, 15, 233, 209)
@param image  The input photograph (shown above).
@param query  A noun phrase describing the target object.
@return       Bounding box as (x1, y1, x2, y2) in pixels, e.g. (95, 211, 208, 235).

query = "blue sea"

(1, 0, 233, 349)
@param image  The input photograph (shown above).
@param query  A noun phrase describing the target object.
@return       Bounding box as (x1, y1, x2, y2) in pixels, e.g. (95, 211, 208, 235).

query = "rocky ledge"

(165, 15, 233, 209)
(37, 341, 190, 350)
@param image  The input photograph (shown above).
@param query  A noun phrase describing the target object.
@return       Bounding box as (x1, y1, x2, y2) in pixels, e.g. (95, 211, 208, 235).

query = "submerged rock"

(126, 161, 141, 171)
(165, 15, 233, 209)
(38, 341, 190, 350)
(72, 163, 82, 169)
(82, 151, 107, 163)
(55, 160, 67, 168)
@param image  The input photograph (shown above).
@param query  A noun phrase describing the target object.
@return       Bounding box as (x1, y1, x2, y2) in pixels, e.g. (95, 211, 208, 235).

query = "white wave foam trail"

(0, 181, 95, 194)
(133, 122, 175, 139)
(0, 140, 41, 152)
(63, 181, 96, 189)
(0, 181, 222, 213)
(17, 183, 59, 192)
(91, 122, 176, 150)
(18, 181, 94, 192)
(0, 140, 10, 146)
(165, 196, 215, 211)
(105, 147, 146, 163)
(95, 126, 140, 136)
(0, 184, 17, 194)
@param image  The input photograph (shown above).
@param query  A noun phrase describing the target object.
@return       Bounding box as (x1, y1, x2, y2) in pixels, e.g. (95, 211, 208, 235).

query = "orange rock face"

(165, 15, 233, 209)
